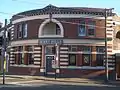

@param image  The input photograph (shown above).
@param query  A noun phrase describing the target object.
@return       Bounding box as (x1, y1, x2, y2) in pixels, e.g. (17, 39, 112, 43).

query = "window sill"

(10, 64, 40, 68)
(39, 35, 63, 38)
(60, 66, 114, 70)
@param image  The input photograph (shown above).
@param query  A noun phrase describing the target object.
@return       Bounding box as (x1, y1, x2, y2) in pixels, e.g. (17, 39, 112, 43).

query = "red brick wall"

(13, 18, 105, 40)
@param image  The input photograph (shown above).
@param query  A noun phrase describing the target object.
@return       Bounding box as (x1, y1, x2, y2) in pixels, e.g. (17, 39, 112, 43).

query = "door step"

(47, 72, 55, 75)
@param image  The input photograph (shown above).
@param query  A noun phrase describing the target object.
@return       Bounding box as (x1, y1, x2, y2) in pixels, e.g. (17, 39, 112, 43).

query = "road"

(0, 80, 120, 90)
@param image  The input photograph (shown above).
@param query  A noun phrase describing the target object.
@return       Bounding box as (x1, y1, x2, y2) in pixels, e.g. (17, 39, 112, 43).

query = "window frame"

(69, 45, 77, 52)
(80, 46, 91, 52)
(17, 23, 28, 38)
(78, 20, 86, 36)
(82, 54, 91, 66)
(28, 53, 34, 65)
(69, 54, 76, 66)
(96, 46, 105, 53)
(96, 54, 104, 66)
(22, 23, 28, 38)
(56, 24, 61, 35)
(87, 20, 95, 36)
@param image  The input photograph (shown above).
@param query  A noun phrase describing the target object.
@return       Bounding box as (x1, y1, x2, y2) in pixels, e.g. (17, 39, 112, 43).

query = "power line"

(0, 11, 107, 28)
(1, 10, 115, 29)
(11, 0, 46, 5)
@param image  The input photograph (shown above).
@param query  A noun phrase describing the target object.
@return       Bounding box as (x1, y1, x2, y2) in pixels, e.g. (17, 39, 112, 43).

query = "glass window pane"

(69, 54, 76, 66)
(82, 54, 91, 66)
(88, 21, 95, 36)
(28, 53, 34, 64)
(78, 20, 86, 36)
(96, 54, 104, 66)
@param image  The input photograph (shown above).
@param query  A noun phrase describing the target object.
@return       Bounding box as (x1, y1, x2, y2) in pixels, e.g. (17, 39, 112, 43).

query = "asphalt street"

(0, 84, 120, 90)
(0, 80, 120, 90)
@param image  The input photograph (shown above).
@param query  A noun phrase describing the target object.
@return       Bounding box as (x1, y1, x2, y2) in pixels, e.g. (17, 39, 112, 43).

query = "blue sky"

(0, 0, 120, 24)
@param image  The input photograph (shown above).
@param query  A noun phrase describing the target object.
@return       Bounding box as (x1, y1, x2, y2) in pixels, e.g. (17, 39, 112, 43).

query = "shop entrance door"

(46, 55, 55, 73)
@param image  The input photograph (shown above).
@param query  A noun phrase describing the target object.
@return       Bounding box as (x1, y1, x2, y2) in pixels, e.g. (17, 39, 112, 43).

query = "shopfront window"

(96, 46, 105, 66)
(69, 54, 76, 66)
(82, 54, 91, 66)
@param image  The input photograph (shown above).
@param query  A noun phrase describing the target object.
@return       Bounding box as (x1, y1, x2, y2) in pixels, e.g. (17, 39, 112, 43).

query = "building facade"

(7, 5, 120, 80)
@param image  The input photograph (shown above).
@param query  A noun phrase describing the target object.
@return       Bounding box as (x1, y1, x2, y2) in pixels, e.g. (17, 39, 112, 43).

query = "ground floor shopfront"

(8, 39, 118, 80)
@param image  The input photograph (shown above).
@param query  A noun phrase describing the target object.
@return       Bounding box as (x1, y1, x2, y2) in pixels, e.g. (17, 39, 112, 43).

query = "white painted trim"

(10, 64, 40, 67)
(106, 24, 113, 27)
(11, 31, 14, 34)
(106, 31, 113, 34)
(113, 50, 120, 53)
(11, 28, 14, 30)
(59, 66, 114, 70)
(104, 60, 115, 62)
(107, 21, 113, 23)
(34, 58, 40, 61)
(107, 17, 113, 19)
(60, 58, 68, 62)
(106, 28, 114, 30)
(10, 39, 38, 46)
(63, 39, 112, 45)
(12, 14, 105, 24)
(34, 51, 41, 53)
(60, 51, 68, 53)
(39, 35, 64, 38)
(10, 61, 15, 63)
(10, 54, 14, 57)
(10, 58, 14, 60)
(60, 55, 68, 58)
(60, 47, 68, 50)
(11, 34, 14, 37)
(10, 48, 14, 51)
(34, 47, 41, 50)
(34, 62, 40, 64)
(114, 21, 120, 25)
(38, 18, 64, 37)
(60, 62, 68, 65)
(40, 68, 45, 72)
(56, 69, 60, 73)
(107, 35, 112, 37)
(103, 63, 115, 66)
(34, 54, 41, 57)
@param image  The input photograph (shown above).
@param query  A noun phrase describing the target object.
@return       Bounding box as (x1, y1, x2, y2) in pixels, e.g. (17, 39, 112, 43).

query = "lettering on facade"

(39, 39, 63, 45)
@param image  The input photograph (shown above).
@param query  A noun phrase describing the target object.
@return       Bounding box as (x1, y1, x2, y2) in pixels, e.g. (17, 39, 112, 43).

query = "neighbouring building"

(7, 5, 120, 80)
(0, 21, 3, 71)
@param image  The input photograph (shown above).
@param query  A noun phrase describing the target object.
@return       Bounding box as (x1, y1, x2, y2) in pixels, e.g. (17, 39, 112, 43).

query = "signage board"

(39, 39, 63, 45)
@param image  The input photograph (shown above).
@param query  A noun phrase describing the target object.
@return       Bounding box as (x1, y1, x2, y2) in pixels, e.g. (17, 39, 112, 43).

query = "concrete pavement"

(0, 75, 120, 86)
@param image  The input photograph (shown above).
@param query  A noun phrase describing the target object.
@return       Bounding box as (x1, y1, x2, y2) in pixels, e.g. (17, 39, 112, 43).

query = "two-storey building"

(7, 5, 120, 80)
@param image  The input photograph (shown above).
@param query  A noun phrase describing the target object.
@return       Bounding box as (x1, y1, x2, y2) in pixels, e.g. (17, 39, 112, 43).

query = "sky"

(0, 0, 120, 25)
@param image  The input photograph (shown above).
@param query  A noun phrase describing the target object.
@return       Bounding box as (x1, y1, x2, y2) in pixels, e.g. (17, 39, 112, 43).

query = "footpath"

(0, 75, 120, 86)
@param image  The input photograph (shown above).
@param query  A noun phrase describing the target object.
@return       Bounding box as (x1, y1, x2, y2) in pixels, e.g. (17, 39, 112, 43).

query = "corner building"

(8, 5, 120, 80)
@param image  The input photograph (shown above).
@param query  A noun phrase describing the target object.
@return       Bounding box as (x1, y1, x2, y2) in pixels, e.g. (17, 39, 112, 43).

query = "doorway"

(46, 55, 55, 73)
(45, 45, 56, 74)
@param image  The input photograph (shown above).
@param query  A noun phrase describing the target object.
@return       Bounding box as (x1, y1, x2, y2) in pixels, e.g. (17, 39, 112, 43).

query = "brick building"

(7, 5, 120, 80)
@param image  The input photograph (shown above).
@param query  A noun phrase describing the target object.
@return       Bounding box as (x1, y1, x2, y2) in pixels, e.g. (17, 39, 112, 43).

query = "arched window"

(116, 30, 120, 39)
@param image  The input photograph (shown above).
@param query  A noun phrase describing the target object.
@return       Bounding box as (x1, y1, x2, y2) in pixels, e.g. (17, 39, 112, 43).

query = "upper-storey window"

(56, 24, 61, 35)
(78, 20, 86, 36)
(22, 23, 27, 38)
(17, 23, 27, 38)
(87, 21, 95, 36)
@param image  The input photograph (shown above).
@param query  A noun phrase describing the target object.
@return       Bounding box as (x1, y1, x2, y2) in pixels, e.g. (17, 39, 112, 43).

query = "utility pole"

(104, 8, 114, 82)
(105, 8, 109, 82)
(2, 19, 7, 84)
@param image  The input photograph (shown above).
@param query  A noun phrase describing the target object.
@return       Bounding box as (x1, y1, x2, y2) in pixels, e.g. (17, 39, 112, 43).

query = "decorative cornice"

(12, 5, 115, 21)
